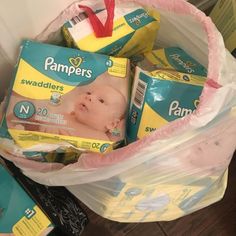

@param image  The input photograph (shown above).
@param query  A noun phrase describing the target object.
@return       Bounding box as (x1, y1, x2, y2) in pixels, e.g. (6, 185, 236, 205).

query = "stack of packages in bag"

(1, 0, 236, 224)
(0, 1, 161, 164)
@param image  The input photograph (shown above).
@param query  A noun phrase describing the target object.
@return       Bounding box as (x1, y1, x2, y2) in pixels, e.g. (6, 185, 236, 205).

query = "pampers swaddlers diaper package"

(127, 68, 206, 142)
(0, 163, 54, 235)
(62, 1, 160, 57)
(132, 47, 207, 76)
(1, 40, 129, 154)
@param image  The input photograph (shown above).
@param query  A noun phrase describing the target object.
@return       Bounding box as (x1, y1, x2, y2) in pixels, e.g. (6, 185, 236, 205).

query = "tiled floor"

(81, 151, 236, 236)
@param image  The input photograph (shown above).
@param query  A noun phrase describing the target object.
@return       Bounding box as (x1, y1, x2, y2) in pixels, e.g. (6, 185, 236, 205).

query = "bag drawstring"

(79, 0, 115, 38)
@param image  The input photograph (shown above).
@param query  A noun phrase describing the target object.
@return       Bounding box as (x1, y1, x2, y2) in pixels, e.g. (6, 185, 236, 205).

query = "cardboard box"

(210, 0, 236, 57)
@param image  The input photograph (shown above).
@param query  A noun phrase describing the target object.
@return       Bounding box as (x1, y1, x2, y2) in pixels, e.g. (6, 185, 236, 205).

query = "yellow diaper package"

(79, 175, 218, 222)
(62, 2, 160, 57)
(1, 40, 130, 154)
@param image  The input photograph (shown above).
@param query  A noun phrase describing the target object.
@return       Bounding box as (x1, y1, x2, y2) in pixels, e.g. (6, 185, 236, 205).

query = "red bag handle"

(79, 0, 115, 38)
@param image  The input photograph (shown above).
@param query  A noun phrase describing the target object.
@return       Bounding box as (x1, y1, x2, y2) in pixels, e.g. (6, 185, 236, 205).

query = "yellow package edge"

(107, 56, 128, 78)
(144, 49, 169, 67)
(12, 206, 53, 236)
(149, 70, 206, 87)
(8, 129, 114, 153)
(137, 103, 168, 139)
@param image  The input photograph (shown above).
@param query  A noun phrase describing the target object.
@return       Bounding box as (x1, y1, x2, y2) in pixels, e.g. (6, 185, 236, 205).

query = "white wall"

(0, 0, 75, 99)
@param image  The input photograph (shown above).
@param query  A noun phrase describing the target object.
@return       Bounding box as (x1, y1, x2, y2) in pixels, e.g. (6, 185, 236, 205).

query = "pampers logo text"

(168, 100, 199, 117)
(44, 56, 93, 78)
(128, 12, 149, 25)
(170, 54, 196, 74)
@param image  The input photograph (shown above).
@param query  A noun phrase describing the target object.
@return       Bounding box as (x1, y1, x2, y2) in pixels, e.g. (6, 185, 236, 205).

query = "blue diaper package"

(127, 68, 206, 142)
(0, 162, 54, 235)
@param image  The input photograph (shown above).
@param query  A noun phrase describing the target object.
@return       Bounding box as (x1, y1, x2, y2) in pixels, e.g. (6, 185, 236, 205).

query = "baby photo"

(39, 83, 127, 142)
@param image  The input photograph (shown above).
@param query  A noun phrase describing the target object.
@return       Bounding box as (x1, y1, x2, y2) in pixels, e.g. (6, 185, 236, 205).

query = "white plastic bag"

(0, 0, 236, 222)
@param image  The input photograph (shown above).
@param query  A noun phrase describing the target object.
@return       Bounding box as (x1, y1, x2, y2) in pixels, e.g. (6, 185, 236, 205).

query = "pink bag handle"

(79, 0, 115, 38)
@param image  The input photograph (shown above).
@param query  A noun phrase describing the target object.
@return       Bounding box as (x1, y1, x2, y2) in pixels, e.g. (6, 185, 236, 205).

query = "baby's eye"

(86, 92, 91, 95)
(99, 99, 104, 103)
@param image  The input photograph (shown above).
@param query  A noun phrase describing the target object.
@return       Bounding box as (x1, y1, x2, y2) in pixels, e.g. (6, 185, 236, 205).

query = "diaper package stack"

(0, 2, 208, 162)
(0, 1, 162, 163)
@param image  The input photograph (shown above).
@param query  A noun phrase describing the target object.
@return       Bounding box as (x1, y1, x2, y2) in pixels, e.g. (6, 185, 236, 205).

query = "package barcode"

(70, 13, 87, 25)
(134, 80, 147, 109)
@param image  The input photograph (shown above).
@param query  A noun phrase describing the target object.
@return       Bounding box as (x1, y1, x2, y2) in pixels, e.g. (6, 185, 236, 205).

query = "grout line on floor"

(156, 222, 169, 236)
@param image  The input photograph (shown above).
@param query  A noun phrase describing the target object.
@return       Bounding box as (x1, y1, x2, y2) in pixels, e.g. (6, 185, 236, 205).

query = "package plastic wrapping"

(0, 0, 236, 222)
